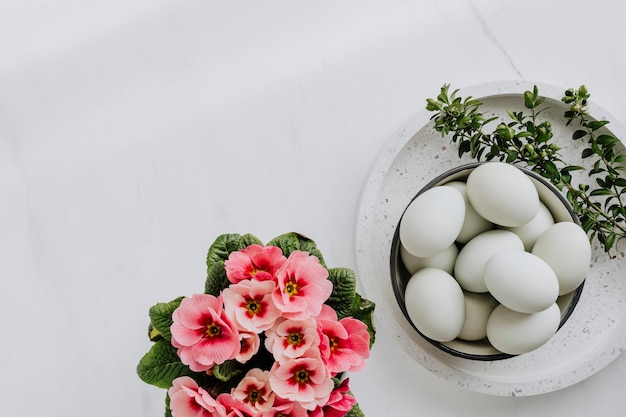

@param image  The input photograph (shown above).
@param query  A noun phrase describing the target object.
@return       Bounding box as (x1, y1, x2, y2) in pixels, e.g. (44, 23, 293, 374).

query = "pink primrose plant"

(268, 348, 334, 411)
(224, 245, 286, 284)
(272, 251, 333, 320)
(231, 368, 275, 413)
(317, 305, 370, 374)
(235, 330, 260, 363)
(310, 378, 357, 417)
(170, 294, 241, 372)
(216, 393, 255, 417)
(260, 399, 309, 417)
(222, 279, 282, 333)
(168, 376, 226, 417)
(264, 317, 320, 362)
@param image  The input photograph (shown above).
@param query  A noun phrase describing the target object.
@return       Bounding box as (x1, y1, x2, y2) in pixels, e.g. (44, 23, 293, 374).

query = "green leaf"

(137, 340, 195, 389)
(350, 295, 376, 348)
(241, 233, 263, 247)
(149, 297, 184, 341)
(266, 232, 326, 267)
(587, 120, 610, 131)
(205, 260, 229, 296)
(590, 188, 613, 196)
(613, 154, 626, 163)
(206, 234, 248, 270)
(345, 401, 365, 417)
(572, 129, 587, 139)
(597, 134, 619, 146)
(326, 268, 357, 319)
(582, 148, 594, 159)
(604, 232, 617, 252)
(165, 393, 172, 417)
(212, 360, 244, 382)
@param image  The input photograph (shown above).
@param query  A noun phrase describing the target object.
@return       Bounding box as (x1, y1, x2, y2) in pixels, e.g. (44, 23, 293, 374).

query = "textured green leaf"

(351, 295, 376, 348)
(241, 233, 263, 248)
(137, 340, 194, 389)
(206, 234, 247, 270)
(587, 120, 610, 131)
(345, 401, 365, 417)
(205, 260, 229, 296)
(326, 268, 357, 319)
(149, 297, 184, 341)
(212, 360, 244, 382)
(165, 394, 172, 417)
(266, 232, 326, 267)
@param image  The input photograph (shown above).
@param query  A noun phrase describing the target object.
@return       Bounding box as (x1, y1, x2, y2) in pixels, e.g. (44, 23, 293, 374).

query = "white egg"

(399, 186, 466, 258)
(484, 251, 559, 313)
(442, 181, 493, 243)
(453, 229, 524, 293)
(400, 243, 458, 275)
(505, 202, 555, 251)
(486, 303, 561, 355)
(466, 162, 540, 227)
(458, 291, 499, 341)
(532, 222, 591, 295)
(404, 268, 465, 342)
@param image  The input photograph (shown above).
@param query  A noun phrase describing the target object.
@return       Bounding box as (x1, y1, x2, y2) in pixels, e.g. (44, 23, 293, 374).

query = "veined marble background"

(2, 1, 625, 416)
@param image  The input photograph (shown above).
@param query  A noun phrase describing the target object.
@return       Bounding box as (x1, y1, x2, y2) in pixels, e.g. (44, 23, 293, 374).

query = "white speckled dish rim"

(354, 80, 626, 396)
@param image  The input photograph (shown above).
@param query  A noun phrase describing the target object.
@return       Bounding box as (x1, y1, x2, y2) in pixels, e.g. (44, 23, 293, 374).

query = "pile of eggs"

(398, 162, 591, 356)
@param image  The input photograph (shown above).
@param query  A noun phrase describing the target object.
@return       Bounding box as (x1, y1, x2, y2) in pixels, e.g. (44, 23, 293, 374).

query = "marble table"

(2, 1, 625, 416)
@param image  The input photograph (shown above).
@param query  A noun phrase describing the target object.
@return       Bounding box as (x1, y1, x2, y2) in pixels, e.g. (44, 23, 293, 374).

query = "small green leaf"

(582, 148, 594, 158)
(613, 154, 626, 163)
(587, 120, 610, 131)
(351, 295, 376, 348)
(326, 268, 357, 319)
(137, 340, 195, 389)
(206, 234, 247, 270)
(572, 129, 587, 139)
(205, 260, 229, 296)
(149, 297, 184, 341)
(266, 232, 326, 267)
(604, 232, 617, 252)
(212, 360, 244, 382)
(345, 401, 365, 417)
(590, 188, 613, 196)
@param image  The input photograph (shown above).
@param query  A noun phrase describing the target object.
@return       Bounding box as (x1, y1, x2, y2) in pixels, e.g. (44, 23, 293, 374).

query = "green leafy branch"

(426, 84, 626, 255)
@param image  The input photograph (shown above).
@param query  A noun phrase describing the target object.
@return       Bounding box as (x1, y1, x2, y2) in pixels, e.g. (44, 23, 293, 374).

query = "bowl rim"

(389, 161, 586, 361)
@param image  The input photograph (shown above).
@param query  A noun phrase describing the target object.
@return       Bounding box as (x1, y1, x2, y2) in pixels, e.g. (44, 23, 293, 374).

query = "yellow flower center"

(204, 322, 222, 338)
(294, 368, 311, 385)
(247, 389, 262, 404)
(329, 337, 337, 350)
(284, 280, 299, 296)
(246, 299, 261, 315)
(287, 330, 303, 346)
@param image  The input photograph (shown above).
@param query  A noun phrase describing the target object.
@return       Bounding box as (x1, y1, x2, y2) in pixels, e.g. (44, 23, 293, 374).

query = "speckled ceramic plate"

(354, 80, 626, 396)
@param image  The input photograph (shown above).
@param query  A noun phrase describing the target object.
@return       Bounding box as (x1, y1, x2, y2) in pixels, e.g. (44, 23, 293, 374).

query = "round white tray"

(354, 80, 626, 396)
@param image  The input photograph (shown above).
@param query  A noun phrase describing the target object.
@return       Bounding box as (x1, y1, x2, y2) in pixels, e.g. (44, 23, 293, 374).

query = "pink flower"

(170, 294, 241, 372)
(264, 318, 320, 362)
(231, 368, 275, 413)
(225, 245, 287, 284)
(223, 280, 282, 333)
(310, 379, 357, 417)
(272, 251, 332, 320)
(216, 393, 255, 417)
(168, 376, 226, 417)
(260, 400, 308, 417)
(317, 305, 370, 374)
(268, 349, 334, 411)
(235, 330, 260, 363)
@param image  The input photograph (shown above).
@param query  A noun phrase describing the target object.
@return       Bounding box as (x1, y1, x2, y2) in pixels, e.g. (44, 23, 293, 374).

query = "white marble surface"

(2, 1, 626, 416)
